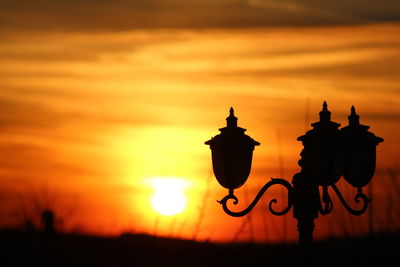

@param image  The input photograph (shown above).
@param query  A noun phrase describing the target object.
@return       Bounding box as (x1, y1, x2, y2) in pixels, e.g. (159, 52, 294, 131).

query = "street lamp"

(205, 102, 383, 250)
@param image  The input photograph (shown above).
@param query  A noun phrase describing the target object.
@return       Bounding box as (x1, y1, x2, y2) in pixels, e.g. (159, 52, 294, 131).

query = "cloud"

(0, 143, 95, 178)
(0, 0, 399, 32)
(344, 111, 400, 122)
(247, 0, 369, 23)
(0, 97, 66, 129)
(0, 89, 166, 132)
(249, 0, 312, 13)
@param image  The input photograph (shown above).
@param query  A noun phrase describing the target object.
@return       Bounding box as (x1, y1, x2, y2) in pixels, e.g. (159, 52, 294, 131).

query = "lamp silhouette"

(205, 102, 383, 250)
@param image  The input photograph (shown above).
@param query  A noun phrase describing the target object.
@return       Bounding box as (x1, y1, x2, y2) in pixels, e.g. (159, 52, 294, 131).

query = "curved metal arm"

(217, 178, 293, 217)
(331, 184, 370, 216)
(319, 186, 334, 215)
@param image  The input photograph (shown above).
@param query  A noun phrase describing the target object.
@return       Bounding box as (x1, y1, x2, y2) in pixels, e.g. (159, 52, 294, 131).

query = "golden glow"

(148, 177, 188, 216)
(0, 23, 399, 242)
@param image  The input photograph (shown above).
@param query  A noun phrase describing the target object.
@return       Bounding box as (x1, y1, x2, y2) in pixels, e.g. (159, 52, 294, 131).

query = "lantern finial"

(227, 107, 238, 127)
(323, 101, 327, 110)
(348, 105, 360, 126)
(319, 101, 331, 122)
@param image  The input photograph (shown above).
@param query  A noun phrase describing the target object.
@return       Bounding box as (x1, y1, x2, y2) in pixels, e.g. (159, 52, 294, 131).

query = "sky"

(0, 0, 400, 243)
(1, 0, 400, 31)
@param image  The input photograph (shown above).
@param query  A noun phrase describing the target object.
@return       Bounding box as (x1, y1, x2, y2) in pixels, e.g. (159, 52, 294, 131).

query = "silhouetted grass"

(1, 229, 399, 267)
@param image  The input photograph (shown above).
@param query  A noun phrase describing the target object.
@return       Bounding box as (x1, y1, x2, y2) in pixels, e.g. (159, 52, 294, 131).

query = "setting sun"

(0, 0, 399, 244)
(149, 177, 188, 216)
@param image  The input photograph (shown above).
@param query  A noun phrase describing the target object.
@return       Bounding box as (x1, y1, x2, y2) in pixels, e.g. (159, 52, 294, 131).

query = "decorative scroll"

(217, 178, 293, 217)
(331, 184, 370, 216)
(319, 186, 334, 215)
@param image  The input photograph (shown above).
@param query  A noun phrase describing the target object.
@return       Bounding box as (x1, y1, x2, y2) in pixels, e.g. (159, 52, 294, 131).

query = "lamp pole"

(205, 102, 383, 251)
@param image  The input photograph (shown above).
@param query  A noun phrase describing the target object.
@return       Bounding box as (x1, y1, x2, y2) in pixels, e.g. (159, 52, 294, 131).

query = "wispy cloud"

(248, 0, 371, 23)
(249, 0, 311, 13)
(0, 0, 399, 32)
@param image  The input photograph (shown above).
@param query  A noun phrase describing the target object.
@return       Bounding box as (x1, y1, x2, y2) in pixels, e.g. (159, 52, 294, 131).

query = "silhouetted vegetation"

(1, 229, 399, 267)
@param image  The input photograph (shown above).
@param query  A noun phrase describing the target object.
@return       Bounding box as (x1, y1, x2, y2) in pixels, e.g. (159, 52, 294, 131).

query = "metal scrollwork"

(217, 178, 293, 217)
(331, 184, 370, 216)
(319, 186, 334, 215)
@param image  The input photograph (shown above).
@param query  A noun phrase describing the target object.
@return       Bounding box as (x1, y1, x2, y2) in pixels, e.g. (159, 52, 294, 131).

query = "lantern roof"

(310, 101, 341, 129)
(219, 107, 246, 134)
(341, 106, 384, 145)
(205, 107, 260, 146)
(298, 101, 340, 142)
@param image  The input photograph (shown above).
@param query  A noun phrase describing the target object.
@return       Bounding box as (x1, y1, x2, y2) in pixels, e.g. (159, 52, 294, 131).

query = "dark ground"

(1, 230, 399, 267)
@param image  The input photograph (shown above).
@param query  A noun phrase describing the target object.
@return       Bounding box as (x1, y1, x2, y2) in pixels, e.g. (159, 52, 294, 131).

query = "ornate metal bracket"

(319, 186, 334, 215)
(217, 178, 293, 217)
(331, 184, 370, 216)
(318, 184, 370, 216)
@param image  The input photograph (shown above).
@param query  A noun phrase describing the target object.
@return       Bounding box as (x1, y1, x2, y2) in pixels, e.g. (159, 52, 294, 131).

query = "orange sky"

(0, 21, 399, 243)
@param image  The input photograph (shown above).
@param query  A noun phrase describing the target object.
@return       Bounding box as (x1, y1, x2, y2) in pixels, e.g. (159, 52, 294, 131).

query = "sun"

(149, 177, 188, 216)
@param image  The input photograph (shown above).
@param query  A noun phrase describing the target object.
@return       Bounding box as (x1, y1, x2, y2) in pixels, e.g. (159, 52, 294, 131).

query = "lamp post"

(205, 102, 383, 251)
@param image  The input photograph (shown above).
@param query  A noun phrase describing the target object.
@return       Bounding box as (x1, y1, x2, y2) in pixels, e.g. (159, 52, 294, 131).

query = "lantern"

(340, 106, 384, 188)
(205, 108, 260, 192)
(297, 101, 343, 186)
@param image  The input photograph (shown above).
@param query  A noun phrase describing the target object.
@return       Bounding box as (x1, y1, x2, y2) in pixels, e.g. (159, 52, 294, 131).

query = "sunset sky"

(0, 0, 399, 243)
